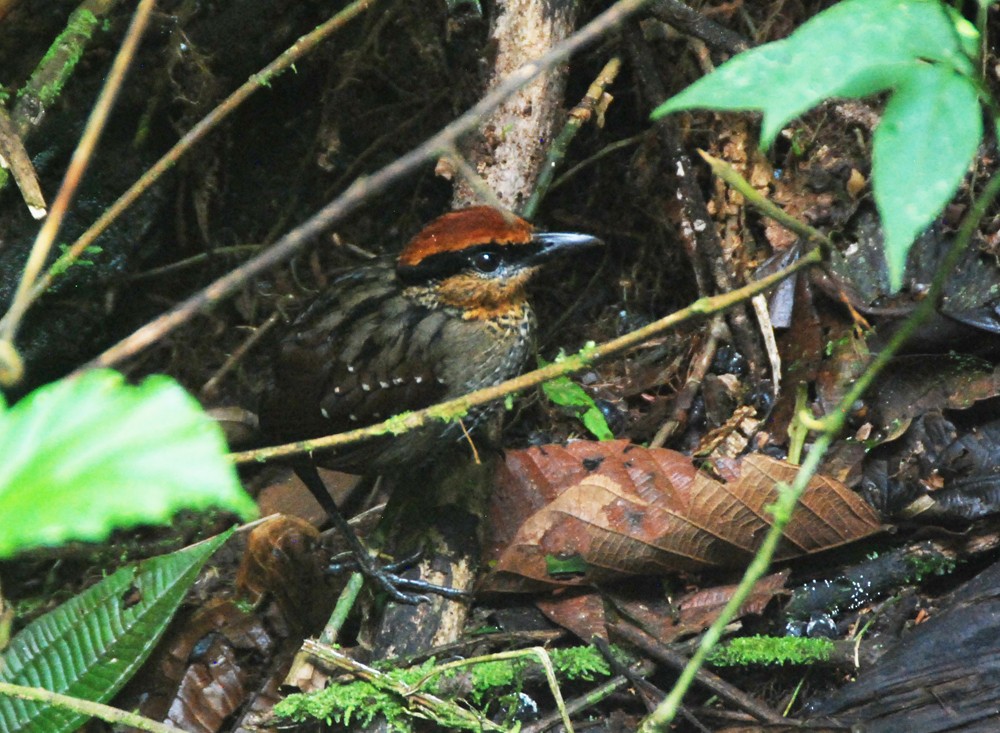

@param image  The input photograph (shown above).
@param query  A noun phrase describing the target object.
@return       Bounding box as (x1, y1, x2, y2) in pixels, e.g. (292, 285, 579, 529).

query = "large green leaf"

(873, 65, 982, 289)
(0, 530, 233, 732)
(0, 370, 255, 557)
(651, 0, 976, 145)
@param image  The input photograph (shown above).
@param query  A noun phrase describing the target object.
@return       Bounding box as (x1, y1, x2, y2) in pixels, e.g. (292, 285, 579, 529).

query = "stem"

(0, 681, 176, 733)
(521, 56, 623, 220)
(13, 0, 378, 338)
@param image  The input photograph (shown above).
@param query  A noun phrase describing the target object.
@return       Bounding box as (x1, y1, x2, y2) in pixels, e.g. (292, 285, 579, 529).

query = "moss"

(464, 645, 610, 698)
(274, 678, 415, 730)
(273, 645, 615, 729)
(708, 636, 834, 666)
(19, 9, 100, 109)
(383, 410, 415, 435)
(904, 550, 956, 582)
(274, 659, 445, 731)
(550, 645, 613, 679)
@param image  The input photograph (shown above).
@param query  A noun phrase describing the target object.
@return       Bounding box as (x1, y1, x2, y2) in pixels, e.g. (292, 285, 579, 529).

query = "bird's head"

(396, 206, 602, 319)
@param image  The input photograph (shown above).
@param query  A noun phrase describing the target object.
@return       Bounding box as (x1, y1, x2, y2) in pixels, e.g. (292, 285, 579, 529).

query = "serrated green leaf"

(873, 64, 982, 289)
(0, 530, 233, 732)
(0, 370, 255, 557)
(651, 0, 976, 146)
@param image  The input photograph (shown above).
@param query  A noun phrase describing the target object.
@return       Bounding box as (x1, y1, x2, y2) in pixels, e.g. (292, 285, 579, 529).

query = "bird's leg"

(294, 464, 467, 604)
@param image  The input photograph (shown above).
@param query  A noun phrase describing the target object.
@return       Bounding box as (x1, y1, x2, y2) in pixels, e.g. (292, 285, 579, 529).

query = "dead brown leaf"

(484, 442, 881, 591)
(866, 355, 1000, 441)
(236, 515, 330, 632)
(535, 571, 788, 643)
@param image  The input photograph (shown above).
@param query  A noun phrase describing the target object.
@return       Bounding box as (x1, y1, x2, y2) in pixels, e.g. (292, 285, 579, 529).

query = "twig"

(521, 671, 648, 733)
(318, 572, 365, 645)
(406, 647, 575, 733)
(0, 0, 155, 385)
(626, 24, 765, 376)
(0, 105, 46, 217)
(547, 132, 644, 193)
(125, 244, 262, 283)
(751, 292, 781, 394)
(521, 55, 623, 220)
(10, 0, 119, 135)
(230, 246, 821, 465)
(698, 150, 833, 250)
(77, 0, 652, 374)
(440, 145, 507, 212)
(649, 313, 725, 448)
(649, 0, 750, 54)
(200, 310, 282, 400)
(0, 681, 176, 733)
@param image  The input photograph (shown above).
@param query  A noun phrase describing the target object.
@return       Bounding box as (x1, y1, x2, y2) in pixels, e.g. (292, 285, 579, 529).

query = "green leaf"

(0, 370, 256, 557)
(651, 0, 976, 146)
(545, 554, 589, 576)
(541, 375, 613, 441)
(0, 530, 233, 733)
(873, 64, 982, 289)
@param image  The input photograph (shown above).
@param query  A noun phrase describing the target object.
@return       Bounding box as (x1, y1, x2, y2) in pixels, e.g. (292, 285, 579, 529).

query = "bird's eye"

(472, 251, 501, 273)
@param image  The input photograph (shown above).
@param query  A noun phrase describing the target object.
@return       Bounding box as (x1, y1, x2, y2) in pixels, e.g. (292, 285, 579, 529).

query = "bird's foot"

(327, 547, 469, 604)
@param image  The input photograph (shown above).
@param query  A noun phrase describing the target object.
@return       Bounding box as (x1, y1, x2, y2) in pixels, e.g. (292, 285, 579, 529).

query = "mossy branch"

(0, 681, 176, 733)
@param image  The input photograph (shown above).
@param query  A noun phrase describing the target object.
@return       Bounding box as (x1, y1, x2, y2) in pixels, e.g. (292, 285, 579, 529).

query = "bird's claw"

(328, 547, 469, 603)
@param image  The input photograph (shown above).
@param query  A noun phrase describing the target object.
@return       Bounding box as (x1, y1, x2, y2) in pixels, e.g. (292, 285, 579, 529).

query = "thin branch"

(0, 105, 47, 217)
(698, 150, 833, 250)
(649, 0, 750, 55)
(440, 145, 506, 212)
(0, 681, 177, 733)
(521, 55, 623, 219)
(300, 639, 503, 730)
(626, 24, 765, 376)
(611, 622, 785, 725)
(79, 0, 652, 374)
(9, 0, 120, 136)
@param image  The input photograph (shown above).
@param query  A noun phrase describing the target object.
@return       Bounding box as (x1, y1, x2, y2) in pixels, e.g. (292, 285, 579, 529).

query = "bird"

(259, 206, 602, 602)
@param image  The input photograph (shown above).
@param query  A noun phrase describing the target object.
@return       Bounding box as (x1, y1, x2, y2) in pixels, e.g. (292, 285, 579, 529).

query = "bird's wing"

(259, 268, 451, 447)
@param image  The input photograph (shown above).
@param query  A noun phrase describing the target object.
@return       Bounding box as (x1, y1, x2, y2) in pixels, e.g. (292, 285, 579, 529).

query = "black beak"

(526, 231, 603, 265)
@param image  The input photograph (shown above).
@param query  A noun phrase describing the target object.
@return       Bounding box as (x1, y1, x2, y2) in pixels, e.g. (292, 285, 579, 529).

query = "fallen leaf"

(484, 442, 880, 591)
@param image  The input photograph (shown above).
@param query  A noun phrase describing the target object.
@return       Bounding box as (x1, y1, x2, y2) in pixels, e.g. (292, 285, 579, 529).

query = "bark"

(453, 0, 580, 211)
